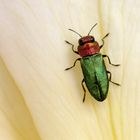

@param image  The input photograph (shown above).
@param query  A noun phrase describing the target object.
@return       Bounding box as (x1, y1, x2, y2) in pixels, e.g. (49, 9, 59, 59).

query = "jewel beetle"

(65, 23, 120, 102)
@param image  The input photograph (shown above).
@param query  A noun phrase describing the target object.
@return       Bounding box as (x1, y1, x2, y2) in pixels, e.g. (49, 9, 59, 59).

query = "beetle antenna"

(88, 23, 98, 35)
(68, 29, 82, 37)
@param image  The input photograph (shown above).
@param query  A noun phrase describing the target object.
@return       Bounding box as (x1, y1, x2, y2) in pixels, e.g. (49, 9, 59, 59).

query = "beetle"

(65, 23, 120, 102)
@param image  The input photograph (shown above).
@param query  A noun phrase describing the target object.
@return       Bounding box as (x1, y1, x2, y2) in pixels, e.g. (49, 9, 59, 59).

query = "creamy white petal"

(0, 0, 140, 140)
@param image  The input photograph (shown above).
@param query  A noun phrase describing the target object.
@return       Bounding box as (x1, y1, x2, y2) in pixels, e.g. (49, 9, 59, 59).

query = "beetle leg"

(107, 71, 120, 86)
(65, 58, 81, 71)
(100, 33, 109, 49)
(65, 40, 79, 54)
(103, 55, 120, 66)
(81, 79, 86, 102)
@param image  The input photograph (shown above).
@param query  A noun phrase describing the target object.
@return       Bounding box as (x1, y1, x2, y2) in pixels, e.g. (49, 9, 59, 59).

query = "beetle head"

(68, 23, 97, 46)
(78, 36, 95, 46)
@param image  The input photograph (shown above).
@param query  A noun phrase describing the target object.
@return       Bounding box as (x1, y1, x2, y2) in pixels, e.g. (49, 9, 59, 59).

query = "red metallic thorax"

(78, 42, 100, 57)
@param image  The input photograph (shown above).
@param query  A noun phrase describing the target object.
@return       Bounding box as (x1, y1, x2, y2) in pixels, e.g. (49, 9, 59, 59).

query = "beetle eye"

(78, 39, 84, 45)
(90, 37, 95, 42)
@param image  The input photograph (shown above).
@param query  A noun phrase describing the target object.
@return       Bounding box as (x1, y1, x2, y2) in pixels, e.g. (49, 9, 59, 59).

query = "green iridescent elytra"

(80, 54, 109, 101)
(65, 23, 120, 102)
